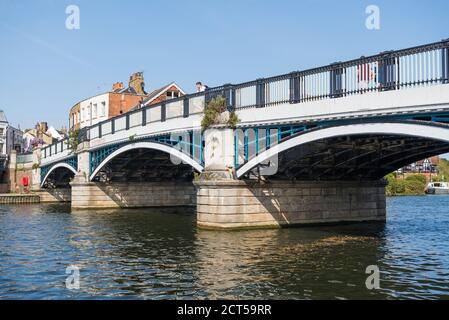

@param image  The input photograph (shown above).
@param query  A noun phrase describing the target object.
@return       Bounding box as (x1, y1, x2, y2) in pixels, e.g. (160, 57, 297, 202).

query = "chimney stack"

(112, 82, 124, 92)
(129, 72, 146, 95)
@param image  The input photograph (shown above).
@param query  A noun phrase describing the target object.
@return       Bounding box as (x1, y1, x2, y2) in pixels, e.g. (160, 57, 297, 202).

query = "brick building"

(69, 72, 185, 130)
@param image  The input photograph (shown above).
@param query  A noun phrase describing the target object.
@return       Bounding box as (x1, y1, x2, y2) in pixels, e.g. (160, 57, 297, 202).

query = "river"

(1, 196, 448, 300)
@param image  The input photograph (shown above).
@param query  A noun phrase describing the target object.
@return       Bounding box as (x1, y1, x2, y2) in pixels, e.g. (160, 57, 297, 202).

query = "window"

(101, 102, 106, 117)
(0, 128, 4, 136)
(166, 91, 179, 100)
(93, 104, 97, 119)
(81, 108, 85, 121)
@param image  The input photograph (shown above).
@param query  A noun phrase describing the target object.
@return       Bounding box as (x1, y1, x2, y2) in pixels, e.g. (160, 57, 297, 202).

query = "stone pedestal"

(195, 180, 386, 230)
(71, 181, 196, 209)
(31, 147, 42, 191)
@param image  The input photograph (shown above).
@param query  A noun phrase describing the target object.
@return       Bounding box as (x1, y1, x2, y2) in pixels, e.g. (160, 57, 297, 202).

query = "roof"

(142, 82, 186, 106)
(127, 82, 186, 112)
(117, 86, 138, 94)
(0, 110, 8, 123)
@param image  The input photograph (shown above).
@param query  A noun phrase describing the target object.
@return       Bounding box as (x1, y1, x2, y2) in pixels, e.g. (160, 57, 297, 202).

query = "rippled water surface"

(1, 196, 449, 299)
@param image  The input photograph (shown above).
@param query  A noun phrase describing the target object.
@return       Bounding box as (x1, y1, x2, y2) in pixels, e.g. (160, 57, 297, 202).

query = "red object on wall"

(22, 176, 29, 187)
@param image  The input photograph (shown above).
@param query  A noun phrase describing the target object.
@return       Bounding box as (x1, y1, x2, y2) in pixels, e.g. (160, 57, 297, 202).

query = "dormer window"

(166, 91, 179, 100)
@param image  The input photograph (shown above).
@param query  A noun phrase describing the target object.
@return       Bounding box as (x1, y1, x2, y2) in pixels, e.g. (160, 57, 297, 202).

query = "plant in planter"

(68, 128, 80, 152)
(201, 95, 240, 130)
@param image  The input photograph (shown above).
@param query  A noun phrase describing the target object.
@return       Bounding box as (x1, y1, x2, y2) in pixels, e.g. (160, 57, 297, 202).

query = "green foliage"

(385, 173, 427, 196)
(32, 162, 40, 170)
(129, 134, 137, 141)
(228, 111, 239, 129)
(68, 129, 80, 152)
(201, 95, 240, 130)
(436, 158, 449, 181)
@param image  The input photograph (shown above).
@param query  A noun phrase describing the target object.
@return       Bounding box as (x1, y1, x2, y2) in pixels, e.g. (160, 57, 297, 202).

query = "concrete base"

(71, 181, 196, 209)
(195, 180, 386, 230)
(37, 189, 71, 203)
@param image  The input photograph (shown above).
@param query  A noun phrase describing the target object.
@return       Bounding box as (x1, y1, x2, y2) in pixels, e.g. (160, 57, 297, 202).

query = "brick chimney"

(129, 72, 146, 95)
(112, 82, 124, 92)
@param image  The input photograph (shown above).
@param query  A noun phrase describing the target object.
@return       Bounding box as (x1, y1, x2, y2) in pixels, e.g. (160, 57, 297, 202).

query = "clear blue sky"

(0, 0, 448, 130)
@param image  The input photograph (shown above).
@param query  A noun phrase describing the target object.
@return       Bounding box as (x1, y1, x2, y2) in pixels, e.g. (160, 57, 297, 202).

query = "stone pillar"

(203, 127, 235, 179)
(194, 127, 387, 230)
(31, 147, 41, 191)
(7, 150, 17, 193)
(70, 141, 91, 207)
(196, 180, 387, 230)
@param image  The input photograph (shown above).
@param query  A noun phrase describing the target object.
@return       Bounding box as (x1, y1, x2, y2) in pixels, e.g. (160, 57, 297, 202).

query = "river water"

(0, 196, 448, 300)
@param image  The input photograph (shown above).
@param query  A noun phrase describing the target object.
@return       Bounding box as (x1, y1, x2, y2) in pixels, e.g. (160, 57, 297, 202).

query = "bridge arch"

(41, 162, 77, 187)
(90, 141, 204, 181)
(236, 122, 449, 179)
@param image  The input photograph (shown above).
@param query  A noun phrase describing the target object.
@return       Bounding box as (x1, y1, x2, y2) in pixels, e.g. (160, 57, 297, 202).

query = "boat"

(425, 182, 449, 195)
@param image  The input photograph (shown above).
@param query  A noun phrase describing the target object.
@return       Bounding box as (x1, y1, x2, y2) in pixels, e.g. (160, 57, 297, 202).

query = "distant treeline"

(385, 158, 449, 196)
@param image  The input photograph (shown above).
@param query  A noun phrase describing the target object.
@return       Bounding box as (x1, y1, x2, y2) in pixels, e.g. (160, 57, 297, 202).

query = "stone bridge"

(31, 39, 449, 229)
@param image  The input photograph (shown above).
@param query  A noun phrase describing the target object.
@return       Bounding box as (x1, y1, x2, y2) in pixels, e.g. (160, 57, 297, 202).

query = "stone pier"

(195, 180, 386, 230)
(71, 181, 196, 209)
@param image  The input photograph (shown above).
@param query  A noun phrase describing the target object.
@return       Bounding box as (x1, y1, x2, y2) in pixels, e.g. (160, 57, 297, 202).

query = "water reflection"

(1, 197, 449, 299)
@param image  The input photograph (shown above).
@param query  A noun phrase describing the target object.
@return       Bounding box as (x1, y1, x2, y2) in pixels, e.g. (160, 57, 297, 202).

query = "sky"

(0, 0, 448, 130)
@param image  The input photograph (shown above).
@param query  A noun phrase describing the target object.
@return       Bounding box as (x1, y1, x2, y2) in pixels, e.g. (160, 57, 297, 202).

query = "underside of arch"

(237, 122, 449, 180)
(90, 142, 204, 182)
(41, 163, 77, 188)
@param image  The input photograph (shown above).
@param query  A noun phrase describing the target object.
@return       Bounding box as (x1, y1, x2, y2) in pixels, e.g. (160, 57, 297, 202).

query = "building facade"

(69, 72, 185, 130)
(0, 110, 24, 155)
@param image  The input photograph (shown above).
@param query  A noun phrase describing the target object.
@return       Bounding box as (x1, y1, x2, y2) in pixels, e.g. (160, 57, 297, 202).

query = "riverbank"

(0, 194, 40, 204)
(385, 159, 449, 196)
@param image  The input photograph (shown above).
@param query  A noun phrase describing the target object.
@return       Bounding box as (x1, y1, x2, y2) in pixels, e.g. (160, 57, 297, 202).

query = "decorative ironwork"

(40, 156, 78, 182)
(235, 111, 449, 170)
(89, 131, 204, 176)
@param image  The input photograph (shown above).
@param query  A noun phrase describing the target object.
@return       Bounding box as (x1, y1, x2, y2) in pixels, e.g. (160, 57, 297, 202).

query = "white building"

(0, 110, 24, 156)
(79, 93, 109, 128)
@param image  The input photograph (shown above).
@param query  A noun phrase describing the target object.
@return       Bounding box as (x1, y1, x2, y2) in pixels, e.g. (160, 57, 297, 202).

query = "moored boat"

(425, 182, 449, 195)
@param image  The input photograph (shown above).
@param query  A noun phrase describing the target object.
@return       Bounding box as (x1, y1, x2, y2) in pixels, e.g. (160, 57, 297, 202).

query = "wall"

(80, 93, 110, 128)
(196, 180, 387, 230)
(11, 163, 34, 193)
(108, 92, 144, 118)
(71, 181, 196, 209)
(69, 103, 81, 131)
(38, 189, 71, 202)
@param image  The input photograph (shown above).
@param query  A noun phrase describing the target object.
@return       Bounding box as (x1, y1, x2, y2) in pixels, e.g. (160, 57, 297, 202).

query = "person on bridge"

(196, 82, 209, 93)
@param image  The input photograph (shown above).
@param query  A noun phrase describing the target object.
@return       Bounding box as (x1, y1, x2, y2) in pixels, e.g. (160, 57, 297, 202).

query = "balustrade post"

(142, 109, 147, 126)
(125, 114, 130, 130)
(444, 44, 449, 84)
(289, 72, 301, 103)
(183, 97, 189, 118)
(330, 62, 343, 98)
(224, 84, 234, 112)
(379, 51, 396, 91)
(161, 103, 166, 122)
(256, 79, 265, 108)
